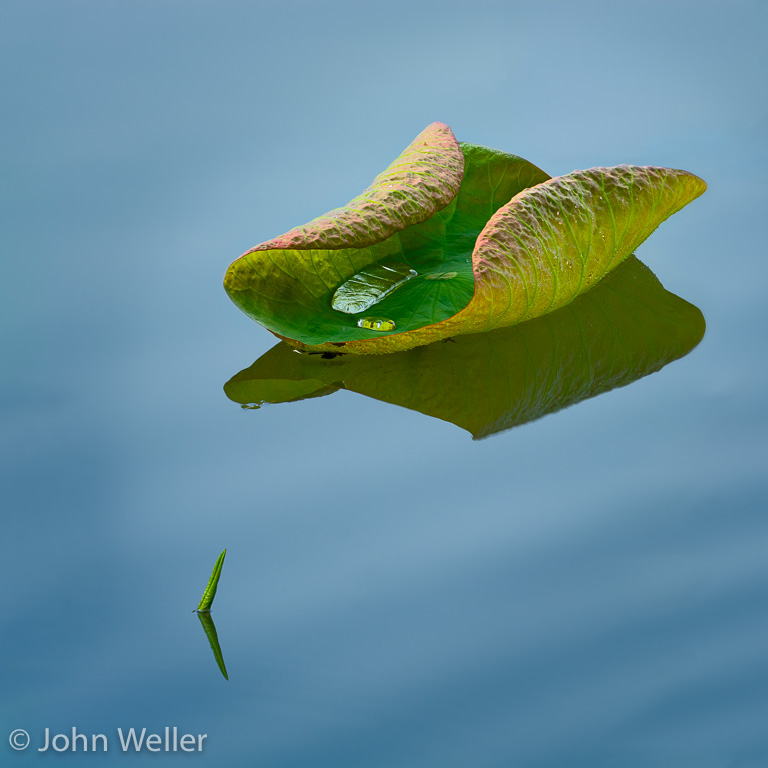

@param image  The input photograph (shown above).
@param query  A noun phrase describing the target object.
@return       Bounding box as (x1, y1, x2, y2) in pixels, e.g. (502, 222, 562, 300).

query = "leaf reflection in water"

(224, 257, 704, 439)
(196, 611, 229, 680)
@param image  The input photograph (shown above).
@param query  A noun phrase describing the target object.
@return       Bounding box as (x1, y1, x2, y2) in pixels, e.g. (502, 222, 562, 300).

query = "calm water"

(2, 2, 767, 766)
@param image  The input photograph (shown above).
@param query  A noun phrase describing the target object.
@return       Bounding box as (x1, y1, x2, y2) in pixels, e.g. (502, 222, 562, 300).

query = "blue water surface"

(2, 2, 767, 766)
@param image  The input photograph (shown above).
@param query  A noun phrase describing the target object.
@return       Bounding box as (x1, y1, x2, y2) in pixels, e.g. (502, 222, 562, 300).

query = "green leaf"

(225, 124, 705, 355)
(224, 257, 705, 438)
(196, 611, 229, 680)
(224, 123, 551, 351)
(195, 549, 226, 612)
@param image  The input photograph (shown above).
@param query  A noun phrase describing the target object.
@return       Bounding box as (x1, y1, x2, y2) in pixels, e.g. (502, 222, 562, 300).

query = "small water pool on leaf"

(331, 261, 417, 314)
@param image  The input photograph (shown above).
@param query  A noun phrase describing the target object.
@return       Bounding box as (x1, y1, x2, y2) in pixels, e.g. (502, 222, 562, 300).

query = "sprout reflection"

(195, 611, 228, 680)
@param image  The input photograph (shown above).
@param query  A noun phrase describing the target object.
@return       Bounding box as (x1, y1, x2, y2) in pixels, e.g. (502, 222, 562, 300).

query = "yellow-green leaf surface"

(246, 121, 465, 250)
(224, 257, 705, 438)
(224, 124, 705, 355)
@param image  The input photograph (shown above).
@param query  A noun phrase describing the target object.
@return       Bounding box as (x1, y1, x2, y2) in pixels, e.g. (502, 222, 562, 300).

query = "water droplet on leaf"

(357, 317, 397, 332)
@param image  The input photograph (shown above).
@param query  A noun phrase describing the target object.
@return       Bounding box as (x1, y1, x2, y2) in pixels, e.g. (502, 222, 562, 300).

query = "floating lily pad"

(224, 123, 705, 354)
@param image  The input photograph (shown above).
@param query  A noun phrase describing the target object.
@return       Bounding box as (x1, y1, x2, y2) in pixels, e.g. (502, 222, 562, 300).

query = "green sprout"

(195, 548, 226, 612)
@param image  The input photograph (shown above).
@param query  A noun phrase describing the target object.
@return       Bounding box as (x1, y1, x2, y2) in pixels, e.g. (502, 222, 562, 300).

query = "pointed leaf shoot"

(195, 549, 226, 613)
